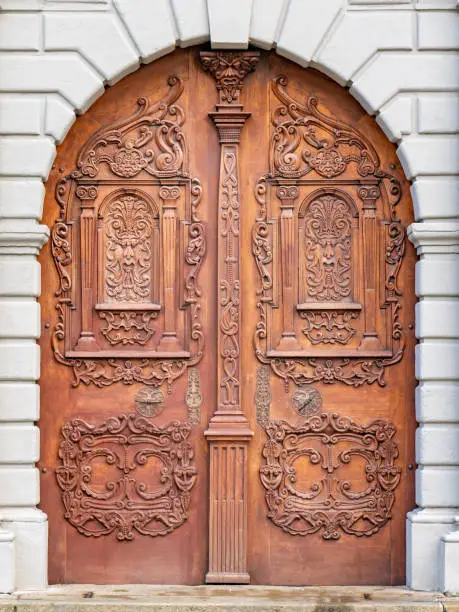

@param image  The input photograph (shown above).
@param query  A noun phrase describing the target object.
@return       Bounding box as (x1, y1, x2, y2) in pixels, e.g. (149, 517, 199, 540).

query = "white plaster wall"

(0, 0, 458, 594)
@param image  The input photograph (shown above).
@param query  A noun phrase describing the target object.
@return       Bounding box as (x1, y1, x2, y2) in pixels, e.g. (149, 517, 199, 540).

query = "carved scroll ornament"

(260, 412, 401, 539)
(56, 415, 196, 539)
(51, 76, 206, 389)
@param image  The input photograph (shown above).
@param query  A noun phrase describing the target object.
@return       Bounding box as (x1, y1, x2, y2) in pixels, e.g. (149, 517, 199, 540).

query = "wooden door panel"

(40, 49, 219, 584)
(40, 48, 415, 586)
(241, 54, 416, 586)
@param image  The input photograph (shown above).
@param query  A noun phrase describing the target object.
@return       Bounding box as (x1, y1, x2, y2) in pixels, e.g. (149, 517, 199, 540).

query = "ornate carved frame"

(51, 76, 206, 390)
(253, 76, 406, 390)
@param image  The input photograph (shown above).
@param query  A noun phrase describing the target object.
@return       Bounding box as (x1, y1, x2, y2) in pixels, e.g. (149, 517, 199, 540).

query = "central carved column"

(200, 51, 259, 584)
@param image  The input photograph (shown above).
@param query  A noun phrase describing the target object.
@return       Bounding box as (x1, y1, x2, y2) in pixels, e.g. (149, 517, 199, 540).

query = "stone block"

(0, 55, 104, 114)
(45, 95, 75, 145)
(171, 0, 209, 46)
(0, 383, 40, 422)
(416, 341, 459, 381)
(416, 299, 459, 339)
(351, 53, 459, 115)
(0, 531, 14, 594)
(0, 258, 41, 298)
(0, 425, 39, 464)
(250, 0, 285, 49)
(0, 138, 55, 179)
(416, 256, 459, 297)
(398, 136, 459, 179)
(0, 343, 40, 382)
(277, 0, 343, 67)
(0, 180, 44, 220)
(416, 382, 459, 424)
(418, 94, 459, 134)
(0, 97, 42, 136)
(377, 95, 413, 143)
(113, 0, 176, 62)
(411, 178, 459, 221)
(208, 0, 253, 49)
(318, 11, 413, 85)
(44, 13, 139, 85)
(417, 424, 459, 465)
(0, 468, 39, 506)
(416, 467, 459, 507)
(0, 14, 40, 51)
(418, 11, 459, 50)
(0, 302, 40, 340)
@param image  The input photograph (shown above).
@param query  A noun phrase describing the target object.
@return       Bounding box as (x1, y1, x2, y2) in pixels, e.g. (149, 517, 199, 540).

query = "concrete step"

(1, 586, 458, 612)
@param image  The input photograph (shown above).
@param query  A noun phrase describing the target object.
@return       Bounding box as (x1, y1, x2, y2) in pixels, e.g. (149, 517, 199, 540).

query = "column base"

(407, 508, 457, 591)
(0, 508, 47, 591)
(0, 530, 14, 594)
(205, 572, 250, 584)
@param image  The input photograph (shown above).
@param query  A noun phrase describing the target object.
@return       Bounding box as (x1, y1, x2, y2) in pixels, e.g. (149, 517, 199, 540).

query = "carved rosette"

(56, 415, 197, 539)
(252, 76, 406, 390)
(51, 76, 206, 390)
(260, 412, 401, 539)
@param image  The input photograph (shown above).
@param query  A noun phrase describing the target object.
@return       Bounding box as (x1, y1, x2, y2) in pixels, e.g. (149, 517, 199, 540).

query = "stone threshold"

(0, 586, 458, 612)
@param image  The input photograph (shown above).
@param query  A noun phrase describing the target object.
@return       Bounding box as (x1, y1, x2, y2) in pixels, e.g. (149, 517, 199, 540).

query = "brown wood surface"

(39, 47, 416, 586)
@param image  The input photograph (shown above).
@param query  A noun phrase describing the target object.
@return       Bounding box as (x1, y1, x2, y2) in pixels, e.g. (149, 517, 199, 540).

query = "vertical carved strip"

(75, 186, 98, 350)
(158, 186, 181, 350)
(359, 185, 382, 350)
(200, 50, 259, 584)
(276, 185, 300, 350)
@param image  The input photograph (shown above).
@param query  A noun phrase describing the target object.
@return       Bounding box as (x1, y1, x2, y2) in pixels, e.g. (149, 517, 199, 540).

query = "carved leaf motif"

(56, 415, 197, 539)
(260, 412, 401, 539)
(305, 195, 352, 301)
(300, 311, 358, 345)
(104, 194, 153, 303)
(98, 311, 157, 346)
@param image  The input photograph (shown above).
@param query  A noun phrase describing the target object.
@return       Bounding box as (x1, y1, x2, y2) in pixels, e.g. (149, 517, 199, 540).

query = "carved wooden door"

(40, 48, 415, 585)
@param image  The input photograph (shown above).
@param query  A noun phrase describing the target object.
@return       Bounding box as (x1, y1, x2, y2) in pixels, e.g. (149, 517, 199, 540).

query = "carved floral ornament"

(252, 76, 406, 389)
(51, 76, 206, 389)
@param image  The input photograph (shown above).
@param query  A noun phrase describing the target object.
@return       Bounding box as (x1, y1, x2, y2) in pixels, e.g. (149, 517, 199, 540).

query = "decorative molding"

(255, 364, 271, 427)
(260, 412, 401, 540)
(56, 415, 197, 539)
(408, 222, 459, 255)
(185, 367, 202, 427)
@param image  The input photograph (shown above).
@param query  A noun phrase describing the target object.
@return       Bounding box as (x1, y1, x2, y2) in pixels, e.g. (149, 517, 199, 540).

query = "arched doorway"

(39, 47, 416, 586)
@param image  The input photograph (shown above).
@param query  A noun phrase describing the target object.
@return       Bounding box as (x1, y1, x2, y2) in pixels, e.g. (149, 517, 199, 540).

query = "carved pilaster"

(276, 185, 301, 350)
(200, 50, 259, 584)
(158, 185, 181, 350)
(75, 185, 98, 350)
(358, 184, 382, 350)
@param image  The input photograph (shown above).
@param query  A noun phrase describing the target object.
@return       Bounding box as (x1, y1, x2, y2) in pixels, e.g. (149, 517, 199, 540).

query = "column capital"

(408, 221, 459, 255)
(0, 220, 49, 255)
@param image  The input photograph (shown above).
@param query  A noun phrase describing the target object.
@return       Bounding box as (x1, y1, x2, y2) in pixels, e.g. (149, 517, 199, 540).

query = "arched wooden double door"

(39, 48, 416, 586)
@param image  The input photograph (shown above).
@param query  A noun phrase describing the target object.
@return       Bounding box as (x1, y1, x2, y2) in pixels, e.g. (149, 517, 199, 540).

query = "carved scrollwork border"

(260, 412, 401, 539)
